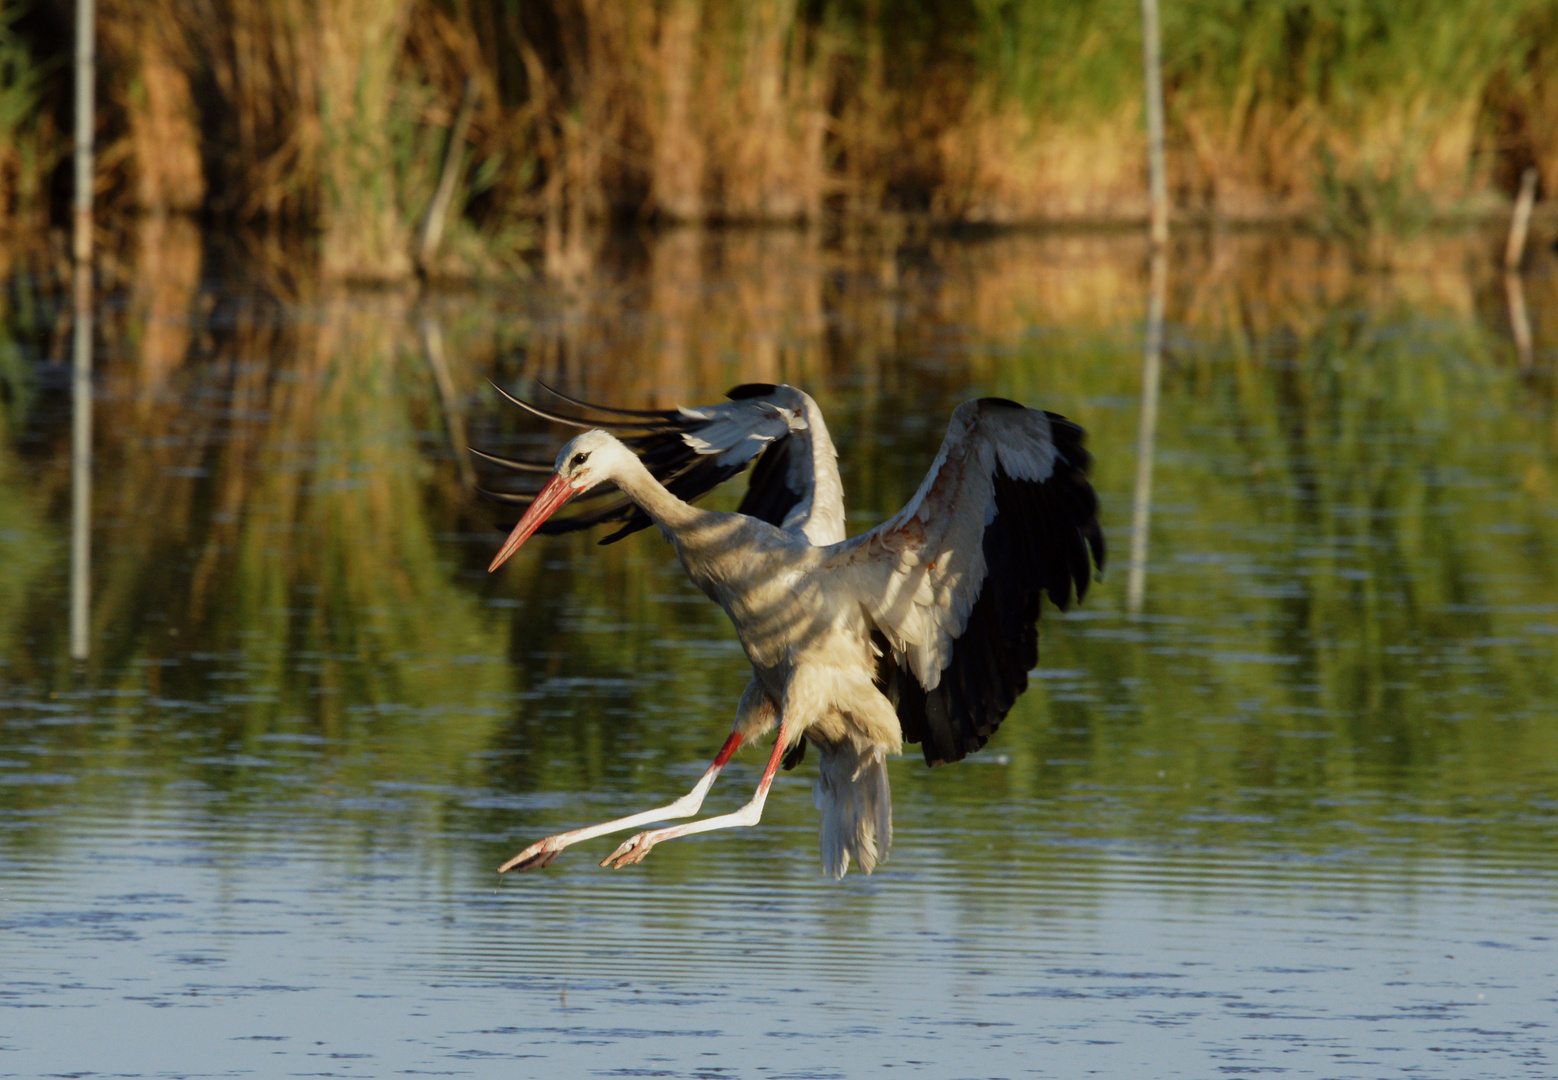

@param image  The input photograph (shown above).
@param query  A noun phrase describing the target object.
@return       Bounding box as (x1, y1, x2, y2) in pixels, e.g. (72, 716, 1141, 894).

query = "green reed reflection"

(1, 286, 512, 827)
(0, 227, 1554, 881)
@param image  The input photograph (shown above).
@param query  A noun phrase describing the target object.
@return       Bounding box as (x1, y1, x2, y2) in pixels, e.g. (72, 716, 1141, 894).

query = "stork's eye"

(570, 451, 590, 468)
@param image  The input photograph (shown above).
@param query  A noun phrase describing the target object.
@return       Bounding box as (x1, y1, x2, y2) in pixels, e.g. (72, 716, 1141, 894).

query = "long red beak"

(487, 473, 575, 572)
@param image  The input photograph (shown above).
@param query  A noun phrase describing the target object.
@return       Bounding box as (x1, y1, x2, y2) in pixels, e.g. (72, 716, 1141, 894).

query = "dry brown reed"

(8, 0, 1558, 278)
(316, 0, 414, 278)
(99, 0, 205, 212)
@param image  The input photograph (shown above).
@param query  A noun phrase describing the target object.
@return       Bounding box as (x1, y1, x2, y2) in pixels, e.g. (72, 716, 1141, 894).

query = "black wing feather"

(535, 381, 681, 420)
(477, 383, 812, 543)
(735, 437, 805, 528)
(879, 414, 1104, 767)
(726, 382, 780, 400)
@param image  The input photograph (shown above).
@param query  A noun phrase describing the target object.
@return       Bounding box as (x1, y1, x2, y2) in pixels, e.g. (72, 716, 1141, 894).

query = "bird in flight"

(479, 383, 1104, 877)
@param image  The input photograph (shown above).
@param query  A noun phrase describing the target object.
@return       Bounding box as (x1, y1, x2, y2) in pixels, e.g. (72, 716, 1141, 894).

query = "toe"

(499, 842, 559, 874)
(602, 834, 650, 869)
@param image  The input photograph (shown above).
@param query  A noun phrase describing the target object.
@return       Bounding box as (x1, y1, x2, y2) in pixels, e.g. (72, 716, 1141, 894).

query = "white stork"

(478, 383, 1104, 877)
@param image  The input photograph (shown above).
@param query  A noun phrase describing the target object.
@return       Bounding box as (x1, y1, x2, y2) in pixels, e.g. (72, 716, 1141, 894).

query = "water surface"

(2, 227, 1556, 1077)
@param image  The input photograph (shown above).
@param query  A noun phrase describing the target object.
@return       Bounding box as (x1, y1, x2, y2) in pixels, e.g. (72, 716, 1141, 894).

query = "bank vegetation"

(1, 0, 1555, 277)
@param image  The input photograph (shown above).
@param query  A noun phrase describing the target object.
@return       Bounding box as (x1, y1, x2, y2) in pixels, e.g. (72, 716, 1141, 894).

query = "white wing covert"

(822, 398, 1104, 766)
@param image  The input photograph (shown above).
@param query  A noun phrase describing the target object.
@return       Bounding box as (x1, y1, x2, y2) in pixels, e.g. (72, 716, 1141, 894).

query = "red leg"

(600, 720, 792, 869)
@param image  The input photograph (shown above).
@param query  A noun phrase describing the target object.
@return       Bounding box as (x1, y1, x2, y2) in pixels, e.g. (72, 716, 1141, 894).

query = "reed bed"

(2, 0, 1556, 274)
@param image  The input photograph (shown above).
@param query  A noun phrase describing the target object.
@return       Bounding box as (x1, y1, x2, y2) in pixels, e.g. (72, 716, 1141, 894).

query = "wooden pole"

(1141, 0, 1168, 248)
(1130, 0, 1168, 613)
(1504, 166, 1538, 271)
(70, 0, 95, 662)
(419, 77, 479, 272)
(73, 0, 94, 265)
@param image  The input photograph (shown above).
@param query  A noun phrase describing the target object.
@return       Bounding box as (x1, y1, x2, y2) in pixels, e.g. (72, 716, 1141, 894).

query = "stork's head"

(551, 428, 625, 494)
(487, 430, 626, 573)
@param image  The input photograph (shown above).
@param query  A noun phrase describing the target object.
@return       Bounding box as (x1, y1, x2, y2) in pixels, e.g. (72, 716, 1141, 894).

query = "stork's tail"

(814, 743, 893, 878)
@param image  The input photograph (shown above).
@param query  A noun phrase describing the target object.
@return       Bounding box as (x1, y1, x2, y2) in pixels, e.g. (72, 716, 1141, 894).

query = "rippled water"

(3, 227, 1556, 1077)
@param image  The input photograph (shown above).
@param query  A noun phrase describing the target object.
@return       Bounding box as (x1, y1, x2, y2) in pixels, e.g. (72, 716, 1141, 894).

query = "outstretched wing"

(822, 398, 1104, 767)
(477, 382, 846, 545)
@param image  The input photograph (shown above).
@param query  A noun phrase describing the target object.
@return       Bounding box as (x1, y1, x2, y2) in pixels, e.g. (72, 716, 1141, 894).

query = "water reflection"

(1127, 244, 1167, 614)
(69, 253, 92, 660)
(1, 223, 1556, 1076)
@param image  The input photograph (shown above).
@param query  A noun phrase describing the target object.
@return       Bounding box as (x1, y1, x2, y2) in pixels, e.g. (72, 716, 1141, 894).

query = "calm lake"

(2, 226, 1556, 1078)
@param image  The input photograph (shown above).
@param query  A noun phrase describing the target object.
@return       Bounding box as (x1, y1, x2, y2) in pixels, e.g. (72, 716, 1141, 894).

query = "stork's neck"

(609, 447, 700, 535)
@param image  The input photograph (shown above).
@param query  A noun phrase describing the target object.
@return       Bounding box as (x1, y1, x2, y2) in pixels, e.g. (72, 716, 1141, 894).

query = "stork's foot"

(498, 838, 563, 874)
(601, 830, 664, 869)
